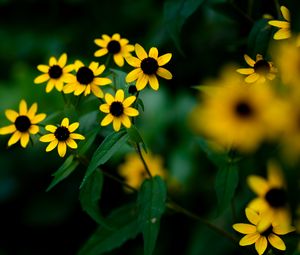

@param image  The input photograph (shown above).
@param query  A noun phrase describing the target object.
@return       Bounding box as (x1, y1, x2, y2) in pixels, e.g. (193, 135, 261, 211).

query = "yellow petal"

(58, 53, 67, 67)
(123, 96, 136, 107)
(5, 110, 18, 122)
(49, 56, 57, 66)
(8, 131, 21, 146)
(74, 85, 86, 95)
(113, 118, 121, 131)
(245, 73, 259, 83)
(88, 61, 99, 73)
(46, 80, 55, 93)
(126, 56, 141, 68)
(20, 133, 30, 148)
(245, 208, 261, 225)
(124, 107, 139, 117)
(255, 236, 268, 255)
(113, 54, 124, 67)
(267, 160, 284, 188)
(19, 100, 27, 115)
(239, 233, 260, 246)
(99, 104, 110, 113)
(126, 68, 142, 83)
(268, 20, 289, 29)
(93, 77, 112, 86)
(273, 225, 296, 235)
(54, 80, 64, 91)
(37, 65, 49, 73)
(34, 74, 50, 84)
(0, 125, 16, 134)
(91, 85, 104, 98)
(68, 122, 79, 132)
(247, 175, 270, 196)
(136, 74, 148, 91)
(66, 139, 78, 149)
(61, 118, 69, 127)
(115, 89, 124, 102)
(94, 38, 107, 47)
(281, 6, 290, 21)
(45, 125, 57, 133)
(233, 223, 257, 234)
(247, 198, 269, 212)
(268, 234, 286, 250)
(105, 93, 115, 105)
(148, 75, 159, 90)
(121, 115, 131, 128)
(94, 48, 109, 57)
(57, 142, 67, 157)
(257, 214, 272, 233)
(101, 114, 114, 126)
(157, 53, 172, 66)
(274, 29, 291, 40)
(236, 68, 254, 75)
(102, 34, 111, 42)
(40, 134, 56, 142)
(63, 64, 74, 73)
(244, 54, 255, 67)
(157, 67, 172, 80)
(29, 125, 39, 134)
(135, 43, 148, 60)
(31, 113, 46, 124)
(112, 33, 120, 40)
(149, 47, 158, 59)
(69, 133, 85, 140)
(74, 60, 84, 69)
(27, 103, 37, 119)
(46, 139, 58, 152)
(94, 64, 105, 76)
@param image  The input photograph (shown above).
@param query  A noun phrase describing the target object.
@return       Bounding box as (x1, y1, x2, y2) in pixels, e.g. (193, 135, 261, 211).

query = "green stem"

(273, 0, 281, 18)
(136, 142, 152, 178)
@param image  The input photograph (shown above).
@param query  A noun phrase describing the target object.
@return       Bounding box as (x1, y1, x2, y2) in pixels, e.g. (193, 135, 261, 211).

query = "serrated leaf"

(78, 127, 99, 155)
(163, 0, 205, 53)
(79, 170, 108, 226)
(127, 125, 147, 153)
(46, 155, 79, 191)
(80, 130, 128, 188)
(214, 163, 239, 216)
(78, 204, 141, 255)
(137, 176, 167, 255)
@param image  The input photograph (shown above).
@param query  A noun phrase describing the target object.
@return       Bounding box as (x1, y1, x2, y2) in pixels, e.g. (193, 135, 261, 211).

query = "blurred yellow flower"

(247, 160, 291, 225)
(236, 54, 277, 83)
(233, 208, 295, 255)
(118, 152, 167, 191)
(0, 100, 46, 148)
(94, 33, 134, 67)
(268, 6, 290, 40)
(63, 60, 112, 98)
(34, 53, 74, 93)
(125, 44, 172, 91)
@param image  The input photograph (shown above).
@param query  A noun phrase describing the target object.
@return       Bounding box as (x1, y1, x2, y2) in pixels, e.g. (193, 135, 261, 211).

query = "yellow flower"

(118, 152, 167, 191)
(247, 160, 291, 225)
(236, 54, 277, 83)
(63, 60, 112, 98)
(233, 208, 295, 255)
(39, 118, 85, 157)
(125, 44, 172, 91)
(0, 100, 46, 148)
(94, 33, 134, 67)
(99, 89, 139, 132)
(268, 6, 291, 40)
(191, 71, 286, 152)
(34, 53, 74, 93)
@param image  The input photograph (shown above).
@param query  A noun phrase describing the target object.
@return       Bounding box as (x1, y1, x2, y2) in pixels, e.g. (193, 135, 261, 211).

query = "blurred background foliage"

(0, 0, 298, 254)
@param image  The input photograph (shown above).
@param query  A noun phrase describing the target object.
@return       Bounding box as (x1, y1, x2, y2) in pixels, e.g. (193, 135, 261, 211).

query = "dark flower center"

(234, 101, 253, 118)
(76, 67, 94, 85)
(141, 57, 159, 75)
(110, 102, 124, 117)
(15, 115, 31, 132)
(107, 40, 121, 54)
(254, 60, 270, 75)
(54, 126, 70, 141)
(48, 65, 63, 79)
(260, 225, 273, 236)
(265, 188, 287, 208)
(128, 85, 138, 94)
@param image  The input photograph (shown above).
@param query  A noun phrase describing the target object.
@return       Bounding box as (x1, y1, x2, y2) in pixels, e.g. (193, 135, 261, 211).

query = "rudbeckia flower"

(268, 6, 291, 40)
(118, 152, 167, 191)
(233, 208, 295, 255)
(99, 89, 139, 132)
(34, 53, 74, 93)
(125, 44, 172, 91)
(237, 54, 277, 83)
(247, 160, 291, 225)
(0, 100, 46, 148)
(63, 60, 112, 98)
(94, 33, 134, 67)
(39, 118, 85, 157)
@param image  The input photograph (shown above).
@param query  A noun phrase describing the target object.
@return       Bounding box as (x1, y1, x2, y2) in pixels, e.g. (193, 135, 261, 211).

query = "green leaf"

(79, 170, 108, 226)
(247, 18, 275, 58)
(163, 0, 205, 53)
(127, 125, 148, 153)
(78, 204, 141, 255)
(137, 176, 167, 255)
(46, 155, 79, 191)
(137, 98, 145, 112)
(78, 127, 99, 155)
(214, 163, 239, 216)
(80, 130, 128, 188)
(109, 68, 128, 90)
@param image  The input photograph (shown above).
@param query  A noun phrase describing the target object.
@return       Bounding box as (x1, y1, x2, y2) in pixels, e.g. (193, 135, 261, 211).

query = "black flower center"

(76, 67, 94, 85)
(110, 102, 124, 117)
(54, 126, 70, 141)
(234, 101, 254, 118)
(254, 60, 270, 75)
(260, 225, 273, 236)
(141, 57, 159, 75)
(265, 188, 287, 208)
(128, 85, 138, 95)
(107, 40, 121, 54)
(48, 65, 63, 79)
(15, 115, 31, 132)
